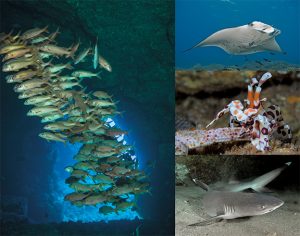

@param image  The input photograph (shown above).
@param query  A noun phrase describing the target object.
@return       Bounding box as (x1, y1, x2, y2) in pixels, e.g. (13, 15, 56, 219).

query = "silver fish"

(93, 37, 98, 69)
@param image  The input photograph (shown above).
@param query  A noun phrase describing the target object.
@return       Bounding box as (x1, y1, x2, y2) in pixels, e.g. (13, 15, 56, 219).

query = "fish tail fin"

(118, 110, 125, 118)
(48, 27, 60, 42)
(69, 43, 78, 59)
(42, 25, 49, 33)
(65, 62, 74, 70)
(96, 71, 102, 79)
(78, 77, 84, 84)
(250, 162, 290, 192)
(78, 83, 84, 89)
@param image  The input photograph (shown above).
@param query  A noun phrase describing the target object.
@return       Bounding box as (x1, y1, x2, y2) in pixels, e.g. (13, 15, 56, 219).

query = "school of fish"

(0, 26, 150, 215)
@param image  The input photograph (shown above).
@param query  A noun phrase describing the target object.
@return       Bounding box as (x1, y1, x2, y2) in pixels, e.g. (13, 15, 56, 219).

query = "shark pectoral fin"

(260, 38, 282, 52)
(254, 186, 273, 193)
(188, 215, 224, 227)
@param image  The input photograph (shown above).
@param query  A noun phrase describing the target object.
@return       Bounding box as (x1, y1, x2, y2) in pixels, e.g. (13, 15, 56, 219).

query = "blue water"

(176, 0, 300, 68)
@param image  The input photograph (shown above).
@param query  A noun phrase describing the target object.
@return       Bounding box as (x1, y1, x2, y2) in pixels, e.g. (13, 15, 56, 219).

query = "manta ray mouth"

(270, 29, 281, 36)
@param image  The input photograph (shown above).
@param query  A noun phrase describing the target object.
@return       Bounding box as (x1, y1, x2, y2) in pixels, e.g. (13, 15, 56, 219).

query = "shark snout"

(262, 198, 284, 214)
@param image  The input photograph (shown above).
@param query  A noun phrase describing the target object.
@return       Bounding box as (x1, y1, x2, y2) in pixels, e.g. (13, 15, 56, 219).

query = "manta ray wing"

(255, 38, 282, 52)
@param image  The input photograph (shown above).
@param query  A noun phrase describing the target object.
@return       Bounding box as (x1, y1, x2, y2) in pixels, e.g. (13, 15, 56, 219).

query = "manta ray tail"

(183, 41, 203, 53)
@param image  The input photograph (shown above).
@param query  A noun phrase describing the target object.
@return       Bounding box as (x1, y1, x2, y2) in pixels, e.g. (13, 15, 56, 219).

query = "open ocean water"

(176, 0, 300, 70)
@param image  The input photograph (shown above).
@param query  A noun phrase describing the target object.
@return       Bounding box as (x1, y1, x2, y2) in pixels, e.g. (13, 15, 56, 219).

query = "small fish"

(89, 99, 115, 108)
(45, 63, 73, 73)
(40, 44, 77, 58)
(54, 81, 83, 90)
(2, 58, 38, 72)
(115, 201, 136, 212)
(39, 132, 67, 143)
(82, 193, 107, 205)
(99, 205, 116, 215)
(255, 60, 263, 65)
(93, 37, 98, 69)
(65, 166, 74, 173)
(92, 91, 113, 100)
(98, 55, 112, 72)
(41, 113, 64, 123)
(18, 88, 49, 99)
(72, 91, 87, 113)
(263, 58, 271, 62)
(20, 25, 48, 40)
(0, 44, 26, 54)
(65, 176, 80, 184)
(72, 70, 101, 79)
(44, 123, 70, 131)
(74, 47, 90, 64)
(2, 48, 32, 62)
(24, 95, 52, 105)
(64, 192, 90, 202)
(27, 106, 62, 116)
(14, 79, 50, 92)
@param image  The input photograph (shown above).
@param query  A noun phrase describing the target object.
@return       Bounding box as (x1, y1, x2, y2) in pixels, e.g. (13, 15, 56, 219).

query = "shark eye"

(261, 205, 266, 209)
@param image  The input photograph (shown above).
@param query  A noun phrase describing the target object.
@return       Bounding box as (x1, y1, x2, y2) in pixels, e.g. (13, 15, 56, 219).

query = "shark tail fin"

(250, 161, 291, 192)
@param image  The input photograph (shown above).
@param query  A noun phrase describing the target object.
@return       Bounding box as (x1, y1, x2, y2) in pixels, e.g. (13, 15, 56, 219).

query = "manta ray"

(185, 21, 282, 55)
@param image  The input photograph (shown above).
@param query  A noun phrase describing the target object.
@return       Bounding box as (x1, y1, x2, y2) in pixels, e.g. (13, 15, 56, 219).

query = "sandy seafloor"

(176, 186, 300, 236)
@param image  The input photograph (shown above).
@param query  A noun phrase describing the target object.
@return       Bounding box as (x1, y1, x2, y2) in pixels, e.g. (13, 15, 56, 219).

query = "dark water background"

(176, 0, 300, 68)
(0, 0, 174, 234)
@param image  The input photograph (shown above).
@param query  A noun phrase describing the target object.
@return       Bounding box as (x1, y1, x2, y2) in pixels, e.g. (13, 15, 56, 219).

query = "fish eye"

(261, 205, 266, 209)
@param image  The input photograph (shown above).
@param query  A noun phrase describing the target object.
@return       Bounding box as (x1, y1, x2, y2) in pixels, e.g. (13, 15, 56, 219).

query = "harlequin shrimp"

(175, 72, 292, 155)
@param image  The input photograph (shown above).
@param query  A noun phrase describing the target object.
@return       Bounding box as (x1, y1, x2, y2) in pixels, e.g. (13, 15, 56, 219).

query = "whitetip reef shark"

(189, 162, 290, 226)
(185, 21, 282, 55)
